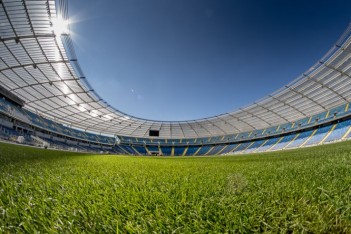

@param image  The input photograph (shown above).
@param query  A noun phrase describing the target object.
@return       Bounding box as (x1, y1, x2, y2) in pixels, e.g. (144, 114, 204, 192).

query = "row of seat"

(118, 103, 350, 146)
(0, 120, 116, 154)
(116, 119, 351, 156)
(0, 124, 35, 145)
(1, 114, 349, 156)
(0, 98, 115, 145)
(1, 97, 351, 156)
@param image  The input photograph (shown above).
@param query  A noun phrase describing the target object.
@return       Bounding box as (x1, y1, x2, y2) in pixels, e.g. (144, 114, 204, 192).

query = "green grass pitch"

(0, 141, 351, 233)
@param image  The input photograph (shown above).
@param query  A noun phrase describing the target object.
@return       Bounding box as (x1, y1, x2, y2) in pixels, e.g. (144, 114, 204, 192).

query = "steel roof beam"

(228, 113, 256, 130)
(268, 95, 307, 117)
(217, 116, 241, 133)
(0, 34, 56, 43)
(303, 73, 348, 102)
(25, 91, 93, 104)
(285, 86, 327, 111)
(320, 61, 351, 79)
(9, 78, 80, 92)
(253, 102, 289, 122)
(239, 108, 271, 126)
(1, 60, 70, 73)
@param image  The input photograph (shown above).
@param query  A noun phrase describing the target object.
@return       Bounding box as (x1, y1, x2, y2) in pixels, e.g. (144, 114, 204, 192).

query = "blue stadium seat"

(173, 147, 186, 156)
(304, 125, 333, 146)
(243, 140, 266, 153)
(270, 134, 297, 151)
(255, 137, 280, 152)
(285, 130, 314, 148)
(161, 146, 172, 156)
(324, 119, 351, 142)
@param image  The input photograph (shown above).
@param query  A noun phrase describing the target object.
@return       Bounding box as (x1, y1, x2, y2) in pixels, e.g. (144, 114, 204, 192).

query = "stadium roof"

(1, 0, 351, 138)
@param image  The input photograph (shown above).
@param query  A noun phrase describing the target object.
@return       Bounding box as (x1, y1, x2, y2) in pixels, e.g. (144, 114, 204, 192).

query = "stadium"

(1, 0, 351, 232)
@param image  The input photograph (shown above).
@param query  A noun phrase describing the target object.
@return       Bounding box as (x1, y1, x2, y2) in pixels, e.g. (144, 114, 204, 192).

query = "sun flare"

(51, 17, 70, 35)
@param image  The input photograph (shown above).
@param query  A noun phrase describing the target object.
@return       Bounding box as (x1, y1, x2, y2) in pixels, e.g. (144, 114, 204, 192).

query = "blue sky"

(68, 0, 351, 121)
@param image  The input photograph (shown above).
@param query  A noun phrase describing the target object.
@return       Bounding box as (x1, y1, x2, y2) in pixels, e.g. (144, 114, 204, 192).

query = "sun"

(51, 17, 70, 36)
